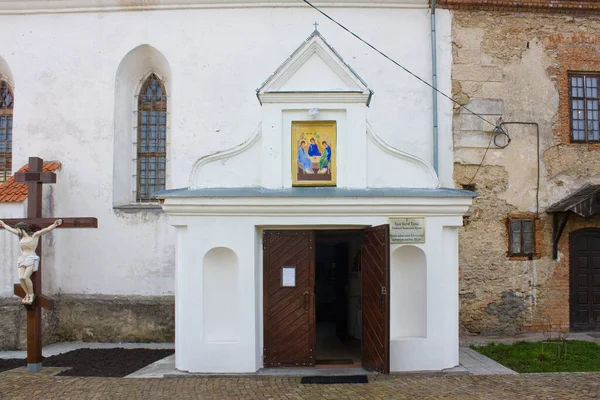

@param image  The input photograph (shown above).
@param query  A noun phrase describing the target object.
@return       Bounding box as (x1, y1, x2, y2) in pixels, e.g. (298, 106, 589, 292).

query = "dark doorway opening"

(570, 229, 600, 331)
(314, 230, 363, 366)
(263, 225, 390, 373)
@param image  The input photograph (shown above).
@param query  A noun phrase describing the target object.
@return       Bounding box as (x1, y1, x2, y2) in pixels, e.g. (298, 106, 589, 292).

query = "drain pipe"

(431, 0, 439, 175)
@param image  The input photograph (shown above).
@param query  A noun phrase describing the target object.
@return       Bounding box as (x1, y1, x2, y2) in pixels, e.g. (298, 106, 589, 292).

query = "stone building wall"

(451, 10, 600, 334)
(440, 0, 600, 14)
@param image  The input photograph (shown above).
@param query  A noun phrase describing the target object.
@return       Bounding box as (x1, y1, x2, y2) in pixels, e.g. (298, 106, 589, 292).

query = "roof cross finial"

(313, 21, 319, 32)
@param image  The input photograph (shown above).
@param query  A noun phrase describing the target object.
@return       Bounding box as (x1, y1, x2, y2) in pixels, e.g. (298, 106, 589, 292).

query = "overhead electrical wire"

(301, 0, 500, 130)
(300, 0, 506, 185)
(467, 129, 494, 186)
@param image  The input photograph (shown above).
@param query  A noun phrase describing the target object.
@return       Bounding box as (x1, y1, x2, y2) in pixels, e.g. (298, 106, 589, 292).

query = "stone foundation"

(0, 294, 174, 350)
(0, 299, 58, 350)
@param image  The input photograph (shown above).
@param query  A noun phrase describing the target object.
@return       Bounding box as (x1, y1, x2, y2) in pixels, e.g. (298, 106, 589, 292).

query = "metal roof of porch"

(156, 187, 477, 198)
(546, 184, 600, 217)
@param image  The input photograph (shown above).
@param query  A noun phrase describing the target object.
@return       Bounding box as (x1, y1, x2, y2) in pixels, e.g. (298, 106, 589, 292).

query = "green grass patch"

(471, 340, 600, 373)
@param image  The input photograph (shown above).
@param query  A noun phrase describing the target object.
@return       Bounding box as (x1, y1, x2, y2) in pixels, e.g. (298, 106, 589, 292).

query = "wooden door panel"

(361, 224, 390, 373)
(263, 231, 316, 367)
(570, 230, 600, 330)
(268, 268, 310, 307)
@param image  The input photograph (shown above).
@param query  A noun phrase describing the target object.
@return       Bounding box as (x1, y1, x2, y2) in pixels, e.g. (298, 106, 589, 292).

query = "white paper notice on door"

(282, 266, 296, 287)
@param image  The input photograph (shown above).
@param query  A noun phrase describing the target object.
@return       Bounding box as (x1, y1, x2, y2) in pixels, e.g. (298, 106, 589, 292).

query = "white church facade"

(0, 0, 473, 373)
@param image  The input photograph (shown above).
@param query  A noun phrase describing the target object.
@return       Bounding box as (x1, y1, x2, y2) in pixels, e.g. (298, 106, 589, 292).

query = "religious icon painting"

(292, 121, 337, 186)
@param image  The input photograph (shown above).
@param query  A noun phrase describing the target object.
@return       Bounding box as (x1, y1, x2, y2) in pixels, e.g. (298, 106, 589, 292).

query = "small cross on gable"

(313, 21, 319, 32)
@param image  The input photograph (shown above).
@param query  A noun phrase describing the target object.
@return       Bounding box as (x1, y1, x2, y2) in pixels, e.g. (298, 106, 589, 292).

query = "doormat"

(588, 333, 600, 339)
(301, 375, 369, 384)
(316, 359, 354, 365)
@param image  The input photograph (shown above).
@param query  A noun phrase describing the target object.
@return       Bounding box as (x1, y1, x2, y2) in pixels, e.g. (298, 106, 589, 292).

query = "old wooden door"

(361, 224, 390, 373)
(570, 229, 600, 330)
(263, 231, 316, 367)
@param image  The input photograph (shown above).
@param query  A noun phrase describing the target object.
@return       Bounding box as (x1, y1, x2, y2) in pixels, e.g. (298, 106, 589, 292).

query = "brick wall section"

(528, 215, 600, 331)
(439, 0, 600, 14)
(549, 33, 600, 146)
(452, 11, 600, 334)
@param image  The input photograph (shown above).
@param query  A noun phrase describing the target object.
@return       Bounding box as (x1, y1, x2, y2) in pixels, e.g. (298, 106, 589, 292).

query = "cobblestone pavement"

(1, 369, 600, 400)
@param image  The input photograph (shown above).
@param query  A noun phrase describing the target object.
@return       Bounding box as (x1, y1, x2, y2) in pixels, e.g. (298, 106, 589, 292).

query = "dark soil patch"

(0, 358, 24, 373)
(0, 348, 174, 377)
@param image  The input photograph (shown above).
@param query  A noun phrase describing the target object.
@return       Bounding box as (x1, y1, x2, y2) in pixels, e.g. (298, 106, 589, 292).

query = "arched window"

(136, 74, 167, 202)
(0, 81, 13, 183)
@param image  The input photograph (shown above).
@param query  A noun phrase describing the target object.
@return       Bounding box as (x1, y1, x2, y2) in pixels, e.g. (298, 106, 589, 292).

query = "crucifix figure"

(0, 219, 63, 305)
(0, 157, 97, 372)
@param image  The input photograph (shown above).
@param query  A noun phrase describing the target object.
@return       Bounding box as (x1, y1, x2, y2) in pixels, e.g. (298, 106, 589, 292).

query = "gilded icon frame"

(292, 120, 337, 187)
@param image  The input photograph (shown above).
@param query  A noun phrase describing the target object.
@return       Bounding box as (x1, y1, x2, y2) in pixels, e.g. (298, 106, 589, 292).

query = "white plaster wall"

(192, 133, 262, 189)
(51, 197, 175, 295)
(0, 195, 174, 297)
(0, 5, 451, 295)
(389, 223, 459, 371)
(175, 219, 257, 373)
(168, 211, 462, 373)
(435, 10, 455, 188)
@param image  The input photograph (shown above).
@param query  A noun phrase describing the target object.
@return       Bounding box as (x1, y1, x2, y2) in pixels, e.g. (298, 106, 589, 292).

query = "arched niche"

(113, 44, 172, 206)
(391, 245, 427, 338)
(202, 247, 240, 342)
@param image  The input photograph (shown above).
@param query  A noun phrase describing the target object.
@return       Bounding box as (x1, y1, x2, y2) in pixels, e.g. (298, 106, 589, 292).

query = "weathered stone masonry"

(449, 7, 600, 334)
(0, 295, 174, 350)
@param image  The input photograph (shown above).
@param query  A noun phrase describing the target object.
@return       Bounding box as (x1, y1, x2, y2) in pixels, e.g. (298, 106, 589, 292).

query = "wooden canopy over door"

(361, 224, 390, 374)
(570, 229, 600, 331)
(263, 231, 316, 367)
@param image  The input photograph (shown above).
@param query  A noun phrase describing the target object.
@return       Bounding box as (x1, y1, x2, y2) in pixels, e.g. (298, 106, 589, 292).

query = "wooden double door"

(262, 226, 390, 373)
(570, 229, 600, 330)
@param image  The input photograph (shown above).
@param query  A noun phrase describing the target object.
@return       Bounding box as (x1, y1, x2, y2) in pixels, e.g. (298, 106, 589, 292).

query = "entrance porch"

(158, 187, 474, 373)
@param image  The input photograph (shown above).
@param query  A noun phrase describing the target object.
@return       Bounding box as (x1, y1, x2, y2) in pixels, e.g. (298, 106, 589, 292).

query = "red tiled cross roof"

(0, 161, 61, 203)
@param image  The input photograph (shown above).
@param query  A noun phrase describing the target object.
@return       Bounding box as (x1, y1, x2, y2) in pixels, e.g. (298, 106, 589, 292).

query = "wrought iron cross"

(0, 157, 98, 372)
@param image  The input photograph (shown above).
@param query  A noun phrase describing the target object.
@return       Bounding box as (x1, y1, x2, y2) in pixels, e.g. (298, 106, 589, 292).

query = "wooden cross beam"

(0, 218, 98, 229)
(0, 157, 97, 372)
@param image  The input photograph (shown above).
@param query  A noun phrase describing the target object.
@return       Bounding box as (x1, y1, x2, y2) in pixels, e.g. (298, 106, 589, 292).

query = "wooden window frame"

(135, 73, 167, 203)
(569, 73, 600, 143)
(508, 218, 535, 258)
(0, 81, 13, 183)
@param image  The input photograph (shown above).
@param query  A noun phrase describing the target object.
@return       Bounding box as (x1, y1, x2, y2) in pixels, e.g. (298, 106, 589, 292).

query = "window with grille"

(0, 81, 13, 183)
(570, 74, 600, 142)
(136, 74, 167, 202)
(508, 219, 534, 257)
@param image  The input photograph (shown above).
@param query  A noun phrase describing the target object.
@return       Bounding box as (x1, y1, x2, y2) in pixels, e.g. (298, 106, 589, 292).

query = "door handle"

(303, 291, 310, 312)
(379, 286, 387, 310)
